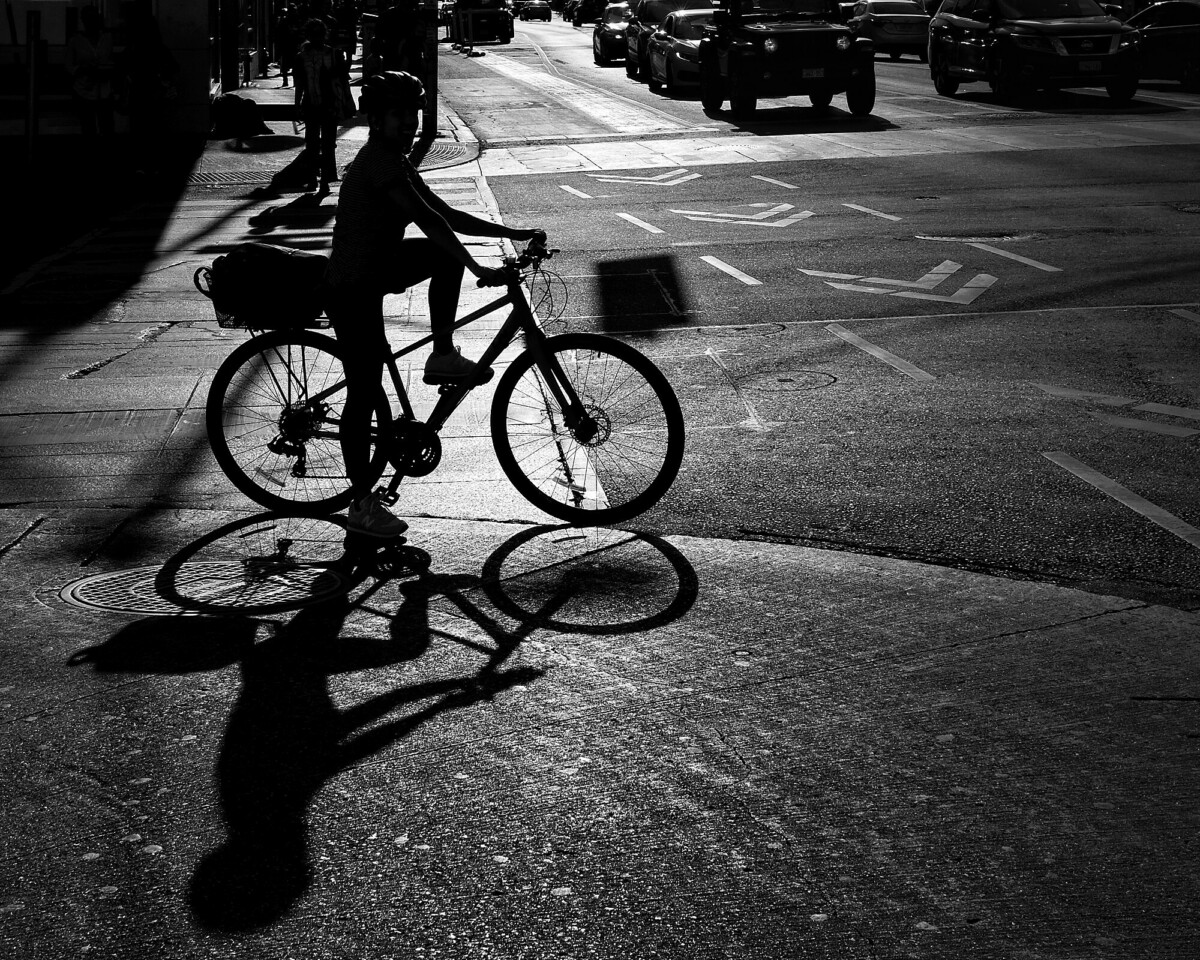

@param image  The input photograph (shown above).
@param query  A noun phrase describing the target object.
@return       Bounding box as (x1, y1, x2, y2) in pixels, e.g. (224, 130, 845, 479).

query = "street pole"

(422, 0, 438, 139)
(24, 10, 41, 170)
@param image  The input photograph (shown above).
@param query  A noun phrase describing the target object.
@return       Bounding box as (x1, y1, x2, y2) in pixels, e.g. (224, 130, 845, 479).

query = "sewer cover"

(59, 562, 351, 616)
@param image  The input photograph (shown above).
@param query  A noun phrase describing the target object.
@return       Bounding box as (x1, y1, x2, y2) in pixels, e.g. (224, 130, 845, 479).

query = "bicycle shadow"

(68, 516, 699, 931)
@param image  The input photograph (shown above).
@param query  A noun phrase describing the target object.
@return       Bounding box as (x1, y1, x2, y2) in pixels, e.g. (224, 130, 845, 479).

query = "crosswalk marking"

(701, 256, 762, 286)
(616, 212, 664, 234)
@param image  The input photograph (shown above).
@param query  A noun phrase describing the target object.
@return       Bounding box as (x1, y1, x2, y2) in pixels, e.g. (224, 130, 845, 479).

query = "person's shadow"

(70, 576, 543, 931)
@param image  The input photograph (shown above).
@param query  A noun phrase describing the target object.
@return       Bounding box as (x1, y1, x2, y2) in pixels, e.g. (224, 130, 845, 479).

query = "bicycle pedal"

(375, 488, 399, 506)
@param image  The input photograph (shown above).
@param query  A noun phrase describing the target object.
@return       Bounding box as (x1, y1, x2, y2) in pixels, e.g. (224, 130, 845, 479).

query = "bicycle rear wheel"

(207, 330, 391, 513)
(491, 333, 684, 525)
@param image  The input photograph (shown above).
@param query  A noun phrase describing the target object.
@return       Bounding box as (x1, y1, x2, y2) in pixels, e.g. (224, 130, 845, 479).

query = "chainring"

(388, 419, 442, 477)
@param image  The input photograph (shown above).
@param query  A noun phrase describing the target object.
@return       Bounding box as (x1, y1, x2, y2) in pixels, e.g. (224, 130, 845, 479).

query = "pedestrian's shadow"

(69, 517, 698, 931)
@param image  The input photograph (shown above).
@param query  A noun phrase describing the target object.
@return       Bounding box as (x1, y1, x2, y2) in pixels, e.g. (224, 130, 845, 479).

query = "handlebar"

(475, 235, 559, 287)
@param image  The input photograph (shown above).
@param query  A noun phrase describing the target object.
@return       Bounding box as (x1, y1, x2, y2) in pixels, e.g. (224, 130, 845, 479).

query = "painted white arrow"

(672, 203, 815, 228)
(892, 274, 996, 303)
(799, 260, 962, 289)
(587, 169, 700, 185)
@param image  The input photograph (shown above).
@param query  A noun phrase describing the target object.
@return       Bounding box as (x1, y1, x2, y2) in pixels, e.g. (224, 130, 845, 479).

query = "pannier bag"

(194, 242, 329, 328)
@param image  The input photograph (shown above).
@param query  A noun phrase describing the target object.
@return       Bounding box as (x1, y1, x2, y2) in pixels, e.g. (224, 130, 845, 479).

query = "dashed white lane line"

(842, 203, 902, 221)
(825, 324, 935, 381)
(616, 213, 664, 234)
(560, 185, 593, 199)
(1090, 412, 1200, 438)
(967, 243, 1061, 272)
(751, 175, 799, 190)
(1134, 402, 1200, 422)
(1033, 383, 1135, 406)
(1171, 308, 1200, 323)
(1043, 452, 1200, 550)
(701, 256, 762, 286)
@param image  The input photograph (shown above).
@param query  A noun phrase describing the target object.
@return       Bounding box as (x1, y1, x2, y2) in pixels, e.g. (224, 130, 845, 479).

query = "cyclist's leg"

(328, 287, 387, 501)
(380, 238, 464, 354)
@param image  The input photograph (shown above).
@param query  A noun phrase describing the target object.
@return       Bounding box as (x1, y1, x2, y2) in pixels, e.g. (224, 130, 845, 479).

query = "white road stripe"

(826, 324, 935, 381)
(968, 242, 1061, 272)
(751, 175, 798, 189)
(1134, 402, 1200, 422)
(560, 185, 593, 199)
(1043, 452, 1200, 550)
(701, 256, 762, 286)
(842, 203, 902, 221)
(1033, 383, 1134, 406)
(1171, 308, 1200, 323)
(1090, 412, 1200, 437)
(616, 213, 664, 234)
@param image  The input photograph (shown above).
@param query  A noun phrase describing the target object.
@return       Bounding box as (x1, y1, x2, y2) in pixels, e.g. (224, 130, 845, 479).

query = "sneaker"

(423, 346, 494, 385)
(347, 492, 409, 539)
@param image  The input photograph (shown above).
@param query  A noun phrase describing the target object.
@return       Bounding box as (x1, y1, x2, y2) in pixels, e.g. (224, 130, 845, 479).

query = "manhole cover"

(740, 370, 837, 393)
(59, 561, 351, 616)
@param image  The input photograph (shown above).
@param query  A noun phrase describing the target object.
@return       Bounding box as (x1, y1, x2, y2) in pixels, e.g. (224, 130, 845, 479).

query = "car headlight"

(837, 35, 852, 52)
(763, 38, 779, 54)
(1010, 33, 1056, 53)
(1118, 31, 1137, 48)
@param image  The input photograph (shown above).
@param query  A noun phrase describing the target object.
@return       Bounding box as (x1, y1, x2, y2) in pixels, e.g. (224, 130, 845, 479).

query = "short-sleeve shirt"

(325, 137, 417, 290)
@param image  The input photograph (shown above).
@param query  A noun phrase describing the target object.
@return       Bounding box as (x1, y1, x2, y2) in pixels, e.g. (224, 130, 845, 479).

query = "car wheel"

(889, 51, 901, 61)
(648, 64, 662, 92)
(665, 58, 676, 92)
(919, 51, 928, 63)
(638, 47, 651, 81)
(594, 37, 607, 65)
(931, 54, 959, 97)
(1105, 75, 1137, 104)
(846, 68, 876, 116)
(626, 50, 639, 77)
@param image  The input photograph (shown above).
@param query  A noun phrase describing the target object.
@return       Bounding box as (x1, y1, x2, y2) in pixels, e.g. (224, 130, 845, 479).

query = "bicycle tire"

(490, 333, 684, 525)
(207, 330, 391, 514)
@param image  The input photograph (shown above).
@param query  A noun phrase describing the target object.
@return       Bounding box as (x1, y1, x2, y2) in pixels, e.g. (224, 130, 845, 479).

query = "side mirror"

(1102, 2, 1124, 16)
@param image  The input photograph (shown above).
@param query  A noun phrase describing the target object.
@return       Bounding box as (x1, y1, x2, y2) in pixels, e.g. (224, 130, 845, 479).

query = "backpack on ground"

(194, 242, 329, 328)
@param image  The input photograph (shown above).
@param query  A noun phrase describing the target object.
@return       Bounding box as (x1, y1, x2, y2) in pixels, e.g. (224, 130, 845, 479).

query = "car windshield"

(674, 11, 715, 33)
(995, 0, 1106, 17)
(643, 0, 713, 18)
(869, 0, 925, 11)
(604, 5, 631, 19)
(736, 0, 834, 14)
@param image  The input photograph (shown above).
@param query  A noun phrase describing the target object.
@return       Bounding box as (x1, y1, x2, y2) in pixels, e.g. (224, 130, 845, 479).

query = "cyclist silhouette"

(324, 71, 544, 538)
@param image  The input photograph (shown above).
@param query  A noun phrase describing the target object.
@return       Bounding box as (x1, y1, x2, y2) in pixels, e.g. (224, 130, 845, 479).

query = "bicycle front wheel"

(491, 333, 684, 525)
(207, 330, 391, 513)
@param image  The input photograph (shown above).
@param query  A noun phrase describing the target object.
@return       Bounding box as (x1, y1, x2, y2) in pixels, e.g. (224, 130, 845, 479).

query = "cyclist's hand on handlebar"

(474, 265, 508, 288)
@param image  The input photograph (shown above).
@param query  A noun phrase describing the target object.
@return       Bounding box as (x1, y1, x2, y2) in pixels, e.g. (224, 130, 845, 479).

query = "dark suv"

(627, 0, 715, 79)
(698, 0, 877, 118)
(928, 0, 1139, 101)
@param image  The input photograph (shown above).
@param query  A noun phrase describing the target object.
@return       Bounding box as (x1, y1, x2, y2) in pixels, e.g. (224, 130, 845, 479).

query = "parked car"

(1125, 0, 1200, 87)
(927, 0, 1140, 102)
(521, 0, 554, 17)
(573, 0, 608, 21)
(627, 0, 714, 80)
(849, 0, 931, 59)
(698, 0, 876, 118)
(594, 2, 633, 61)
(647, 9, 717, 89)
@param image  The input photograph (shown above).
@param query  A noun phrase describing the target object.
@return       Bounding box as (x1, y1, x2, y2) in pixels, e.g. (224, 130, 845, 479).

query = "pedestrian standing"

(293, 17, 350, 189)
(64, 6, 115, 139)
(276, 6, 300, 87)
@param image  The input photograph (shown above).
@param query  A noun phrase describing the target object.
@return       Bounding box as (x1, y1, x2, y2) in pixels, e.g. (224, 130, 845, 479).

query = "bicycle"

(197, 240, 685, 527)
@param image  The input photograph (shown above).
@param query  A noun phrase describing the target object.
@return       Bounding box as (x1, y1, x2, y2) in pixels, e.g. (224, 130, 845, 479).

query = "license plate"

(803, 68, 824, 78)
(1079, 60, 1101, 72)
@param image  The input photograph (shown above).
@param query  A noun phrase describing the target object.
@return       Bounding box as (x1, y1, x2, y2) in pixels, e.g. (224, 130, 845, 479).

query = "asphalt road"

(442, 22, 1200, 609)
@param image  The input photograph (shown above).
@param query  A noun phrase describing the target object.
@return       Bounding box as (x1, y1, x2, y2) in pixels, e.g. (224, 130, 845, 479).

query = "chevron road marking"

(671, 203, 815, 227)
(826, 324, 935, 382)
(1089, 412, 1200, 438)
(892, 273, 996, 304)
(587, 169, 701, 185)
(1043, 452, 1200, 550)
(800, 262, 996, 304)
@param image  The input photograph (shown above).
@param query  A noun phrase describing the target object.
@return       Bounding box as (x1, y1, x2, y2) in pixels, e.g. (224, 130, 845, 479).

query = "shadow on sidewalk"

(67, 516, 699, 930)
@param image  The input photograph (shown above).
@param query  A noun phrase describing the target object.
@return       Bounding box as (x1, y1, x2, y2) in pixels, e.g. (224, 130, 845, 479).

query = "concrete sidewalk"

(0, 70, 1198, 960)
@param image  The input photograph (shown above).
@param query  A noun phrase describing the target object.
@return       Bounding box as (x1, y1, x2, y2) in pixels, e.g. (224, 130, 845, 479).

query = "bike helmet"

(359, 71, 426, 120)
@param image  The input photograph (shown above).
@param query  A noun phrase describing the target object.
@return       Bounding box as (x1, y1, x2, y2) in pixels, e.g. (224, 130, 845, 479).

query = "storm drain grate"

(188, 170, 275, 185)
(188, 144, 476, 185)
(59, 562, 350, 615)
